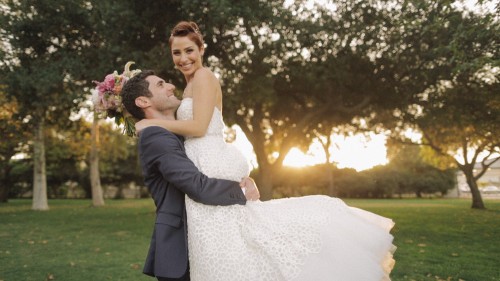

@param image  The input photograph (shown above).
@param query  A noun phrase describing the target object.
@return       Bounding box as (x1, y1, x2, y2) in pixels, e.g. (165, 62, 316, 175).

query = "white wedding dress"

(177, 97, 396, 281)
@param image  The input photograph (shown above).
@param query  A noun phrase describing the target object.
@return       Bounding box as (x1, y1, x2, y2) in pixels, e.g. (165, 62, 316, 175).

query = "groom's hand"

(240, 177, 260, 201)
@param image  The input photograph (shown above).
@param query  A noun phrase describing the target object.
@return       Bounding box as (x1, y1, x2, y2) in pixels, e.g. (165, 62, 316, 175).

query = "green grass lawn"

(1, 198, 499, 281)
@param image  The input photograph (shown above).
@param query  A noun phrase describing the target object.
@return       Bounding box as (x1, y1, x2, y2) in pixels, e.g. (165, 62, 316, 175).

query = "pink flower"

(100, 73, 116, 93)
(91, 61, 141, 136)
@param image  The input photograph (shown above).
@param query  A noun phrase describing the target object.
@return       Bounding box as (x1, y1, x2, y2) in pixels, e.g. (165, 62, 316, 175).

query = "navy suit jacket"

(139, 126, 246, 278)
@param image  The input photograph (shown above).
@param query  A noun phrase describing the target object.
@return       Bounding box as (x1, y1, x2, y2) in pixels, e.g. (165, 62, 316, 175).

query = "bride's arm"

(136, 68, 218, 137)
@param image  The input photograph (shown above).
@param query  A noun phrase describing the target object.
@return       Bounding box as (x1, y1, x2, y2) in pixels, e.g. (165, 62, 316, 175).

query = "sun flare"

(230, 126, 389, 171)
(282, 133, 388, 171)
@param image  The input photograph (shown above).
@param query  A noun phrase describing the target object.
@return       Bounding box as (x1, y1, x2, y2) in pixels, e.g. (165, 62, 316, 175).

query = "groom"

(121, 70, 259, 281)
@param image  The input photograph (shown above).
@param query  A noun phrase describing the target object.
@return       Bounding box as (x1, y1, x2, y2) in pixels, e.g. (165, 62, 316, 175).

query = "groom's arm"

(139, 126, 246, 206)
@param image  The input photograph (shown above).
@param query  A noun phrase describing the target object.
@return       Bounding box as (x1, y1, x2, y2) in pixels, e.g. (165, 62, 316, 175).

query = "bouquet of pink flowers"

(92, 61, 141, 136)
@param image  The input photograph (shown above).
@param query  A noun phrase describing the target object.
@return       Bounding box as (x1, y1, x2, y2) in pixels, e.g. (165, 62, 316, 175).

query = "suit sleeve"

(139, 126, 246, 206)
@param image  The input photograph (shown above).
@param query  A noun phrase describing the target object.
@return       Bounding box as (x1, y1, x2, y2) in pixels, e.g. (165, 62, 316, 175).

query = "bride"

(135, 21, 395, 281)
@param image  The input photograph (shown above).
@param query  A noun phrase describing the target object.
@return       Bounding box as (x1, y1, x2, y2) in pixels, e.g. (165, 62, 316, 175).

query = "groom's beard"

(154, 101, 180, 120)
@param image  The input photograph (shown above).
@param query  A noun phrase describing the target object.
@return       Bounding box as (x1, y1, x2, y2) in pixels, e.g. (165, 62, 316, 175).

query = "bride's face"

(171, 36, 205, 79)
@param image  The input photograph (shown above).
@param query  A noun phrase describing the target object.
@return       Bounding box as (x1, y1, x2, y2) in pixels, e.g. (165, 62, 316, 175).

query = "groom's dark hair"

(122, 70, 155, 120)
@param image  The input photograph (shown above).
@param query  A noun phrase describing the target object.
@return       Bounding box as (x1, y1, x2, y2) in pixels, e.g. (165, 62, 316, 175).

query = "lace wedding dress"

(177, 97, 396, 281)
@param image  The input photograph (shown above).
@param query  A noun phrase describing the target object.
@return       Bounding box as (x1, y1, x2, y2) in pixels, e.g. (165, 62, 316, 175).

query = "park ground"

(1, 198, 499, 281)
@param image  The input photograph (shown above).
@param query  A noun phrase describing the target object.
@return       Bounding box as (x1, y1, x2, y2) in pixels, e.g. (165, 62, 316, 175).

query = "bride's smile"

(179, 62, 193, 69)
(171, 36, 205, 80)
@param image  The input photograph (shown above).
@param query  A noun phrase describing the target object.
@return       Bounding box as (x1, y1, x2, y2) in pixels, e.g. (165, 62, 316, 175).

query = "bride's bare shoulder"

(193, 67, 217, 81)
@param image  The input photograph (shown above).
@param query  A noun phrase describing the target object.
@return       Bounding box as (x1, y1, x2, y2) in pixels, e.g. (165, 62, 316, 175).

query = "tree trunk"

(324, 152, 336, 197)
(253, 145, 291, 201)
(0, 180, 9, 202)
(32, 118, 49, 211)
(327, 166, 335, 197)
(236, 107, 298, 201)
(0, 165, 12, 202)
(464, 169, 485, 209)
(256, 162, 274, 200)
(114, 185, 125, 199)
(90, 114, 104, 207)
(318, 135, 336, 197)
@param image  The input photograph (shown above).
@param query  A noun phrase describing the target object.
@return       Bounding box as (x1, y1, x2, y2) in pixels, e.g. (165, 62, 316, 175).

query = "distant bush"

(268, 163, 455, 199)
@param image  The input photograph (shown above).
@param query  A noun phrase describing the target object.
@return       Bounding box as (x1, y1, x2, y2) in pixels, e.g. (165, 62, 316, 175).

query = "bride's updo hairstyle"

(169, 21, 204, 50)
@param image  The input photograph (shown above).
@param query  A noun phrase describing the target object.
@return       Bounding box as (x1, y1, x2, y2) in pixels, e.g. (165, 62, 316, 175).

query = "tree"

(419, 80, 499, 208)
(44, 124, 85, 198)
(0, 0, 98, 210)
(95, 121, 142, 197)
(88, 0, 184, 81)
(387, 3, 499, 208)
(0, 91, 30, 202)
(45, 118, 142, 199)
(386, 143, 456, 197)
